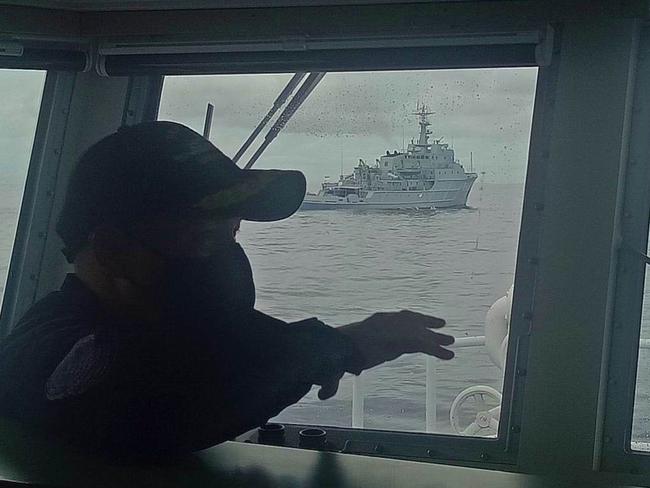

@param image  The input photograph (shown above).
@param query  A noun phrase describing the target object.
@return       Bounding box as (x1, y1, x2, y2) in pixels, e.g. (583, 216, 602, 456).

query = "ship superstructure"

(301, 105, 477, 210)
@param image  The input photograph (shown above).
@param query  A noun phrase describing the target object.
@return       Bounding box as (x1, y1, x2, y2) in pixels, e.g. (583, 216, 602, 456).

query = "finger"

(395, 310, 446, 329)
(318, 379, 340, 400)
(434, 332, 455, 346)
(414, 330, 456, 359)
(407, 329, 454, 348)
(431, 346, 455, 360)
(415, 342, 455, 360)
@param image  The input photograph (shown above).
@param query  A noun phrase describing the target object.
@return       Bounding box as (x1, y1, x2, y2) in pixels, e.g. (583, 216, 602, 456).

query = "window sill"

(0, 417, 538, 488)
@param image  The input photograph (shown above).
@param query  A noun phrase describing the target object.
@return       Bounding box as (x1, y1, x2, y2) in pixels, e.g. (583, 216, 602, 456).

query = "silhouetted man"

(0, 122, 454, 459)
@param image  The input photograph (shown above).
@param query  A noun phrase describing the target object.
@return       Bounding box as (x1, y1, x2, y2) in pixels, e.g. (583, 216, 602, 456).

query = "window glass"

(632, 240, 650, 452)
(159, 68, 537, 435)
(0, 69, 46, 308)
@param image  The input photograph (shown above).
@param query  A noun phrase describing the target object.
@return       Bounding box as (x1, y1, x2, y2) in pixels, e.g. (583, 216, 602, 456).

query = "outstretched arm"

(46, 308, 453, 458)
(232, 309, 454, 402)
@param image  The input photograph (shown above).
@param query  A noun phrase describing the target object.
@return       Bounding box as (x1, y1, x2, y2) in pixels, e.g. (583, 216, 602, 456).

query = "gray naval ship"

(301, 106, 478, 210)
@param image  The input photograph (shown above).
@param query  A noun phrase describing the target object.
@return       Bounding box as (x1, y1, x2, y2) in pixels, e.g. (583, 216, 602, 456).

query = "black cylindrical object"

(298, 427, 327, 449)
(258, 423, 285, 445)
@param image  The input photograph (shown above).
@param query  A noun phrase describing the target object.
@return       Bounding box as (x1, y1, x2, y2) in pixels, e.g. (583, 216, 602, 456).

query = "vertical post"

(518, 19, 640, 473)
(0, 71, 75, 337)
(203, 102, 214, 140)
(352, 373, 365, 428)
(122, 75, 163, 126)
(426, 356, 437, 433)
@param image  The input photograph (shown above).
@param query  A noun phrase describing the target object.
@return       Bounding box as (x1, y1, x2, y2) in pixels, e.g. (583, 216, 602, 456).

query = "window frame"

(0, 72, 162, 337)
(1, 16, 557, 469)
(600, 25, 650, 475)
(0, 70, 75, 338)
(152, 34, 556, 467)
(2, 4, 650, 478)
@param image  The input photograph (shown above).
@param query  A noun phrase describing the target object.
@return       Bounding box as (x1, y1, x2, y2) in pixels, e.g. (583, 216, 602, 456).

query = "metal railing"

(350, 336, 650, 431)
(351, 335, 487, 430)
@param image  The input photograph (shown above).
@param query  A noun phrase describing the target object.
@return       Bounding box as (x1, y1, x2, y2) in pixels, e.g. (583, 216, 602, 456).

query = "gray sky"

(159, 68, 538, 190)
(1, 67, 537, 192)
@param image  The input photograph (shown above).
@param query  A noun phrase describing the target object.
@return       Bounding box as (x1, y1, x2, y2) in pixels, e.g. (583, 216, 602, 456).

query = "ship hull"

(300, 199, 437, 210)
(300, 175, 477, 211)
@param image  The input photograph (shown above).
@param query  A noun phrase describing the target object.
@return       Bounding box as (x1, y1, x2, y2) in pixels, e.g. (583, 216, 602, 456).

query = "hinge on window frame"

(0, 42, 23, 57)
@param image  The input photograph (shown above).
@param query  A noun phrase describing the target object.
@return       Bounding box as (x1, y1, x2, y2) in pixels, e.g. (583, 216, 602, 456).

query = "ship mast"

(412, 103, 434, 145)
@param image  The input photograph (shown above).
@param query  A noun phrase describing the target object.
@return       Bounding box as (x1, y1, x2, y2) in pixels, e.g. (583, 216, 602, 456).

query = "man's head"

(57, 121, 306, 320)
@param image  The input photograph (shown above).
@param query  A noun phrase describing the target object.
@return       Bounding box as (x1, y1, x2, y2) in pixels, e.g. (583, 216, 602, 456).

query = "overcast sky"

(1, 67, 537, 193)
(160, 68, 538, 190)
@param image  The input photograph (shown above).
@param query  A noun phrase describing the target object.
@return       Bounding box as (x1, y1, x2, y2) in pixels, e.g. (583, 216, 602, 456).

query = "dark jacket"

(0, 275, 360, 458)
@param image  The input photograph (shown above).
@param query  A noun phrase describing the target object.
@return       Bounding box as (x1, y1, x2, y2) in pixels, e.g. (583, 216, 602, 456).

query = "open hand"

(317, 310, 454, 400)
(339, 310, 454, 371)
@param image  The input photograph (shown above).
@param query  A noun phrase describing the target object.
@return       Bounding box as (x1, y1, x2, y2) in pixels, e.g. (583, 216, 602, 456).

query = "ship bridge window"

(158, 66, 537, 462)
(0, 69, 46, 310)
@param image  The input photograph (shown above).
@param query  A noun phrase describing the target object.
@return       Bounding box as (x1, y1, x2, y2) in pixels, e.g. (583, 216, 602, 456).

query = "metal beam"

(517, 18, 641, 475)
(0, 5, 81, 40)
(202, 102, 214, 139)
(18, 72, 132, 316)
(0, 71, 75, 337)
(80, 2, 645, 40)
(121, 74, 163, 125)
(600, 25, 650, 474)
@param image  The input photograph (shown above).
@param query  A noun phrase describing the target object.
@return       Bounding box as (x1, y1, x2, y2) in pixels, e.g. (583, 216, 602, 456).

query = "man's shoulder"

(0, 275, 102, 374)
(11, 275, 98, 336)
(0, 275, 112, 428)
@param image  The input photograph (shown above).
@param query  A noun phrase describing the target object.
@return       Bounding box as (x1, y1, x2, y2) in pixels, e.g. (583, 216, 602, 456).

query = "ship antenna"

(412, 103, 434, 145)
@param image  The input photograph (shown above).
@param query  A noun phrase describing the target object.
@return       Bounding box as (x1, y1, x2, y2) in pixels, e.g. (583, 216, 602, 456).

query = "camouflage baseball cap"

(56, 121, 306, 261)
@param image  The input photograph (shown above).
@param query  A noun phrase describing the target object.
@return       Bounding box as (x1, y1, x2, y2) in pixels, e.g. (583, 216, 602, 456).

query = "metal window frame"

(0, 10, 554, 468)
(1, 3, 649, 478)
(100, 40, 541, 76)
(121, 75, 163, 126)
(0, 72, 162, 337)
(601, 25, 650, 475)
(147, 32, 556, 467)
(0, 17, 562, 469)
(0, 40, 90, 71)
(0, 70, 76, 338)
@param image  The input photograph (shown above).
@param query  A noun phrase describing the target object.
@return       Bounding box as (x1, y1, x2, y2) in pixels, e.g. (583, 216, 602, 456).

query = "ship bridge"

(1, 1, 650, 488)
(377, 109, 458, 176)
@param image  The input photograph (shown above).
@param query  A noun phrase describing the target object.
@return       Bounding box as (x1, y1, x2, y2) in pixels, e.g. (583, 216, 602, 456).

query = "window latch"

(0, 42, 23, 57)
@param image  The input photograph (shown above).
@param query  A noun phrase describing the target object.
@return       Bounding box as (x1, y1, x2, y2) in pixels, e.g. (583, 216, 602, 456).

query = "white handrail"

(352, 372, 365, 428)
(351, 335, 487, 430)
(350, 335, 650, 430)
(452, 335, 486, 348)
(425, 356, 437, 432)
(426, 335, 486, 432)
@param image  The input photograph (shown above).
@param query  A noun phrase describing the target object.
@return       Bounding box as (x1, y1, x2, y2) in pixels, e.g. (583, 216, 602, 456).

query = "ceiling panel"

(0, 0, 453, 12)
